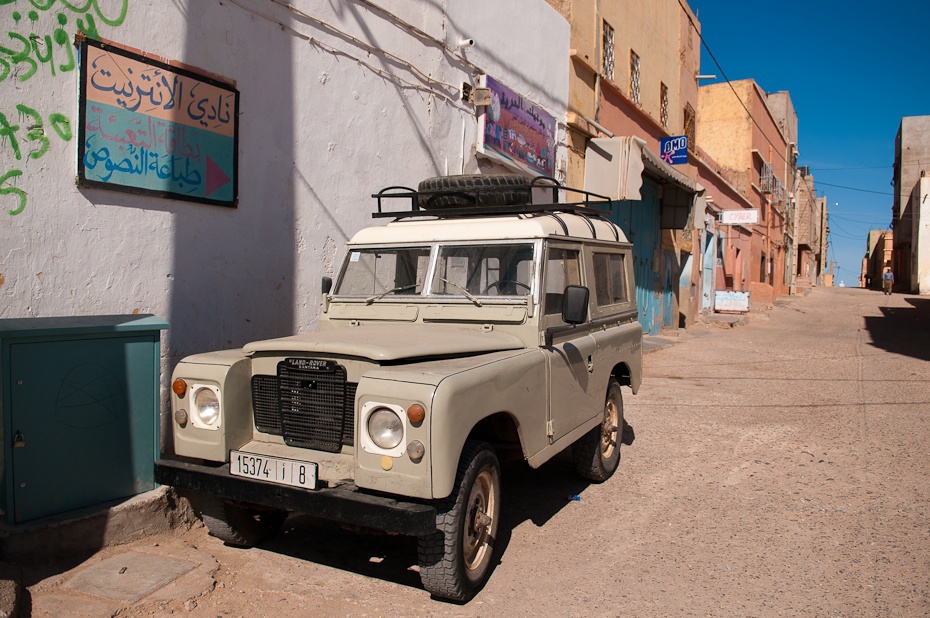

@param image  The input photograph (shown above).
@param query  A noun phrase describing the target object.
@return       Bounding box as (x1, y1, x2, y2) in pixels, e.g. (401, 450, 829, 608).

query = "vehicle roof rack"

(370, 175, 614, 221)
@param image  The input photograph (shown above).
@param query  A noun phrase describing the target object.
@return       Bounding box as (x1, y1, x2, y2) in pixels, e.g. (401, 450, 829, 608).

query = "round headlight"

(194, 388, 220, 426)
(367, 408, 403, 450)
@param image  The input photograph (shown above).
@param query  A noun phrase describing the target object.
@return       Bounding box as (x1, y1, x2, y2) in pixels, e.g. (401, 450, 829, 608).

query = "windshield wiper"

(365, 283, 420, 304)
(436, 277, 482, 307)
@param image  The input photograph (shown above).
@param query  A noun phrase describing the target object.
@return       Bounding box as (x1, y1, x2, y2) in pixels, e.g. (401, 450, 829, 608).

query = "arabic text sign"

(78, 39, 238, 206)
(719, 209, 760, 225)
(659, 135, 688, 165)
(480, 75, 555, 176)
(714, 290, 750, 312)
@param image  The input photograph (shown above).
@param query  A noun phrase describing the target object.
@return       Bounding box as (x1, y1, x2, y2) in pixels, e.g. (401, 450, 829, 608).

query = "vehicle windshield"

(431, 243, 535, 297)
(335, 247, 431, 297)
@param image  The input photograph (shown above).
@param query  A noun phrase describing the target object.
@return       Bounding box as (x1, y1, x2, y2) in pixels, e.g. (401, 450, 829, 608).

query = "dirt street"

(26, 287, 930, 617)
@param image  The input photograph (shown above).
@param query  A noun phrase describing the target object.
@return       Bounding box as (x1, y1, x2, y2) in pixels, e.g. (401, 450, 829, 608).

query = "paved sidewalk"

(0, 487, 198, 617)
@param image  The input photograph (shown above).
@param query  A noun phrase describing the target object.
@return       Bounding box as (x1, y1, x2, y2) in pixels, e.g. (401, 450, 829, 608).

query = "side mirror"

(561, 285, 589, 325)
(322, 277, 333, 294)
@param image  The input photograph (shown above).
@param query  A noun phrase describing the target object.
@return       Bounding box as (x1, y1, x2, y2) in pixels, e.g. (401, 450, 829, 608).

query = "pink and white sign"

(719, 209, 760, 225)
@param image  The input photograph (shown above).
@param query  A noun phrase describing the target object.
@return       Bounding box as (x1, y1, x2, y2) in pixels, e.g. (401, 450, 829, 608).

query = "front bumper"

(154, 459, 437, 536)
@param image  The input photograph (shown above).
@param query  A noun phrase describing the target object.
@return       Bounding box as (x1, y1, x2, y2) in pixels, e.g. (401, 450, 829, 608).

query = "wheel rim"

(463, 467, 496, 572)
(600, 396, 620, 460)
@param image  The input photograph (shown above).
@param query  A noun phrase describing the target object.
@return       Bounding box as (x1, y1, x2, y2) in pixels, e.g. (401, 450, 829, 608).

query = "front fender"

(429, 350, 547, 499)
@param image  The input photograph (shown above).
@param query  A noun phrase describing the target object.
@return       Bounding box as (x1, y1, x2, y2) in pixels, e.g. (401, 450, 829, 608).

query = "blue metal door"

(611, 178, 660, 336)
(662, 250, 677, 328)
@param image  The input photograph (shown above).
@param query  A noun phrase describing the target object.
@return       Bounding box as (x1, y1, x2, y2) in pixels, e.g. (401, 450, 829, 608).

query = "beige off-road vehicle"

(156, 174, 643, 601)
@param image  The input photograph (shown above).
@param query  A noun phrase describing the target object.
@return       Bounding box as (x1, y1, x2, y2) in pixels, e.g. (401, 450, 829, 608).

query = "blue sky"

(688, 1, 930, 285)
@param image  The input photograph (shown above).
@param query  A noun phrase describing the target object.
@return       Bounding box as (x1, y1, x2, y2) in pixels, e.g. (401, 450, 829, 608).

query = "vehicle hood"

(243, 323, 525, 361)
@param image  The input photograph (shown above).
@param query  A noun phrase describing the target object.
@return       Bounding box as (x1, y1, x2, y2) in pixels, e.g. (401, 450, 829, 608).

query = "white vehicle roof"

(348, 213, 629, 245)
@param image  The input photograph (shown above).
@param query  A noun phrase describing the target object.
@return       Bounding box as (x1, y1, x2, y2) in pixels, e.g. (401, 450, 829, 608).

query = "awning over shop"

(583, 136, 705, 229)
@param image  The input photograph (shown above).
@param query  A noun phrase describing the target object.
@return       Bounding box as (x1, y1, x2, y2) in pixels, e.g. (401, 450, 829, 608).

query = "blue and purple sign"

(480, 75, 555, 176)
(660, 135, 688, 165)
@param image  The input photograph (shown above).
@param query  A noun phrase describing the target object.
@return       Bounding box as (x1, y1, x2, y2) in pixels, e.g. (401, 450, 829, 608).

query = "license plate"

(229, 451, 318, 489)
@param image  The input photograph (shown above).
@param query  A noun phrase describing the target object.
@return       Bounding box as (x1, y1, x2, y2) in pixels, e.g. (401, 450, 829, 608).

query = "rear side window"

(544, 247, 582, 315)
(593, 252, 628, 306)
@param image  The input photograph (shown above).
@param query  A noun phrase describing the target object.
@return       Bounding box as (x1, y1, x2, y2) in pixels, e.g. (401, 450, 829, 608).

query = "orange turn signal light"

(172, 379, 188, 397)
(407, 404, 426, 424)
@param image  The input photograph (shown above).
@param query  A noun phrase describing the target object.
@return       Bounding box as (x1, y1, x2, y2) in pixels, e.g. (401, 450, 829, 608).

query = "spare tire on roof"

(417, 174, 532, 209)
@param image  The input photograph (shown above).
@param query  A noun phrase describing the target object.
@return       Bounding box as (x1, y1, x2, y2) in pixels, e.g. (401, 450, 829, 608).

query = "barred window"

(683, 103, 695, 146)
(630, 50, 641, 105)
(602, 21, 615, 81)
(660, 82, 669, 127)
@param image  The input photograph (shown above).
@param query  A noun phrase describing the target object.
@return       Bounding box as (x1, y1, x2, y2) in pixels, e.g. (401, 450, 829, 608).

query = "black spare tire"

(417, 174, 531, 209)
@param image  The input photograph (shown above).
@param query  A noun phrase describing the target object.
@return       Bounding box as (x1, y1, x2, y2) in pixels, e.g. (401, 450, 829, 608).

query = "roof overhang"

(583, 136, 705, 229)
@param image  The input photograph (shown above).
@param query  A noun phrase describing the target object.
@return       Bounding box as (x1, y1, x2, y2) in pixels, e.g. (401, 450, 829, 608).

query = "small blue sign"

(660, 135, 688, 165)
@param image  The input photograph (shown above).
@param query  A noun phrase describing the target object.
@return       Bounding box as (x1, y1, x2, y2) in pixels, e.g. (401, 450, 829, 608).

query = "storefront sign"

(659, 135, 688, 165)
(78, 38, 239, 206)
(719, 209, 760, 225)
(478, 75, 555, 176)
(714, 290, 750, 313)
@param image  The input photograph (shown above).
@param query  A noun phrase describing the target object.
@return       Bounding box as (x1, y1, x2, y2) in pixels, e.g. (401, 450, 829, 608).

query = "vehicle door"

(587, 246, 641, 391)
(541, 243, 600, 442)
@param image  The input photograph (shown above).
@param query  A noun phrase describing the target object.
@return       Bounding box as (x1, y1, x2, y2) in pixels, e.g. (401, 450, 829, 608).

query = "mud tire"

(417, 174, 531, 209)
(572, 378, 624, 482)
(199, 495, 287, 547)
(417, 440, 501, 601)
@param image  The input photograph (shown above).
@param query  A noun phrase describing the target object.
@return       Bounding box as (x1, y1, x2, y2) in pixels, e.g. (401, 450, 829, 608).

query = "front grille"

(250, 359, 357, 452)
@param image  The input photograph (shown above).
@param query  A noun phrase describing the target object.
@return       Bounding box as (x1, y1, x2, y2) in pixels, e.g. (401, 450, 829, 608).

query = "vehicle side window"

(544, 247, 582, 315)
(592, 252, 628, 307)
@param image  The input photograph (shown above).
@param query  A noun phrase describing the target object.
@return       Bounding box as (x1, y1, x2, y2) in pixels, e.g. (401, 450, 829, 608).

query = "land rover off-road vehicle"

(155, 174, 643, 601)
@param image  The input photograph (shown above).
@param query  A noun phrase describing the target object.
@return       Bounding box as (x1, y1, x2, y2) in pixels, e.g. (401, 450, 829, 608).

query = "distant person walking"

(882, 268, 895, 295)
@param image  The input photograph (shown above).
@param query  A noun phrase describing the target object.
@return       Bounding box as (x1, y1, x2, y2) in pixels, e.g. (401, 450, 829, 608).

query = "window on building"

(602, 21, 615, 81)
(660, 82, 669, 127)
(630, 50, 641, 105)
(683, 103, 695, 146)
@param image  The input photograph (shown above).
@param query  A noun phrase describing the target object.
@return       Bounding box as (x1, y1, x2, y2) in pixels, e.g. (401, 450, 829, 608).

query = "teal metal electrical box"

(0, 315, 168, 524)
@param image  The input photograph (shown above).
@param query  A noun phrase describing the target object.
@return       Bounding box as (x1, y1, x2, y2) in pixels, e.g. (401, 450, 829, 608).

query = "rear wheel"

(198, 495, 287, 547)
(418, 440, 501, 601)
(572, 378, 624, 482)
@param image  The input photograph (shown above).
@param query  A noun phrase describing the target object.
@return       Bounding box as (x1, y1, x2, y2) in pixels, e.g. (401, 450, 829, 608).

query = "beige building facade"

(893, 116, 930, 294)
(697, 79, 793, 306)
(546, 0, 708, 333)
(793, 167, 824, 291)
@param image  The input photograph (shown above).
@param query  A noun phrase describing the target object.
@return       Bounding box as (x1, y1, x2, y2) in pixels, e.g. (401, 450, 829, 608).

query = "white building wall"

(0, 0, 569, 344)
(916, 178, 930, 294)
(1, 1, 569, 417)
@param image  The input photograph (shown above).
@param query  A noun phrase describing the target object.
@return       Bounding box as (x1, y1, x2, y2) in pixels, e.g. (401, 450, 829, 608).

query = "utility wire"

(815, 181, 893, 196)
(811, 165, 891, 171)
(679, 0, 792, 168)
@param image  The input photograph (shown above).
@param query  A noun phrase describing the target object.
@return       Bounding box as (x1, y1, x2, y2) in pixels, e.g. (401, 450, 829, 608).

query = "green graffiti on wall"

(2, 0, 127, 215)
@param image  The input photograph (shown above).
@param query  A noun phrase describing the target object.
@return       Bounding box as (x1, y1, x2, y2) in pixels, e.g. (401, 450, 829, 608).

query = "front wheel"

(417, 440, 501, 601)
(572, 378, 624, 482)
(198, 495, 287, 547)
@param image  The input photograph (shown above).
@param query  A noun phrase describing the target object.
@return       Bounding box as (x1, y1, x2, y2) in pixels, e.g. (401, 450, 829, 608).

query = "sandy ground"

(25, 287, 930, 617)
